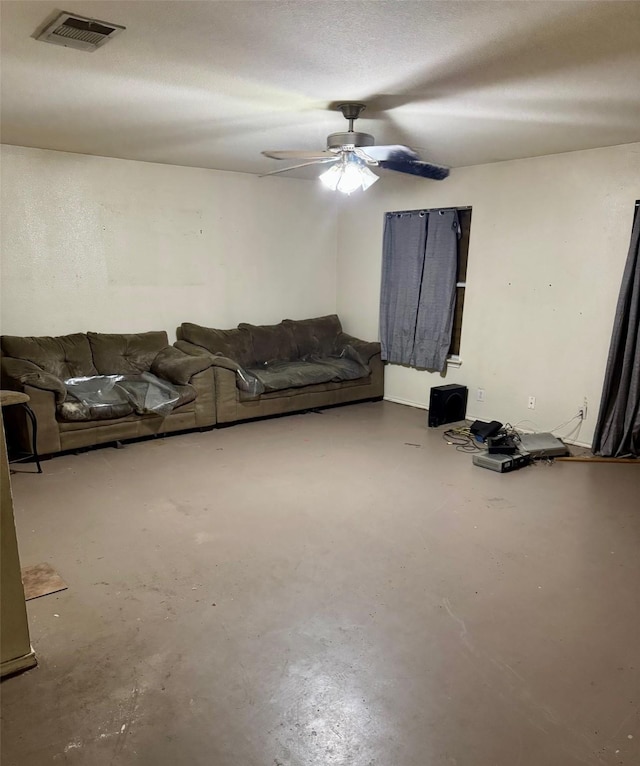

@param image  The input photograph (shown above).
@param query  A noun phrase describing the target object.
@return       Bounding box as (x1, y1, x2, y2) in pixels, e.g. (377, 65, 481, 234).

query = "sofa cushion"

(57, 400, 134, 422)
(245, 356, 368, 393)
(59, 377, 194, 421)
(180, 323, 254, 367)
(238, 374, 369, 402)
(87, 331, 168, 375)
(283, 315, 343, 358)
(1, 333, 97, 380)
(170, 383, 196, 409)
(238, 322, 297, 365)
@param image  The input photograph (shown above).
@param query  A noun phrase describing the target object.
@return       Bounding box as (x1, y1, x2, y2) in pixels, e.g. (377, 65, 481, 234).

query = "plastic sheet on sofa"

(64, 372, 181, 418)
(234, 367, 266, 397)
(236, 345, 370, 398)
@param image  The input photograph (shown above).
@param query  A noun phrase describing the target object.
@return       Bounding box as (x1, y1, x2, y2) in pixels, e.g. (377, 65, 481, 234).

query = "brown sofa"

(1, 331, 215, 456)
(175, 315, 383, 424)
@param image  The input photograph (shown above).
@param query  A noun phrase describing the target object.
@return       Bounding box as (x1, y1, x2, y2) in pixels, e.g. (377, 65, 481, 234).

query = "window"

(448, 207, 472, 360)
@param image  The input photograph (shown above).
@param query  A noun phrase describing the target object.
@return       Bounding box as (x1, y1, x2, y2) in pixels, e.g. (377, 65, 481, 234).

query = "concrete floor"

(1, 401, 639, 766)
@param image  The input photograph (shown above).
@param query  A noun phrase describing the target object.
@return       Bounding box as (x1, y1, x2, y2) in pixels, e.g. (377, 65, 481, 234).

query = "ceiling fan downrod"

(337, 102, 366, 131)
(328, 102, 374, 150)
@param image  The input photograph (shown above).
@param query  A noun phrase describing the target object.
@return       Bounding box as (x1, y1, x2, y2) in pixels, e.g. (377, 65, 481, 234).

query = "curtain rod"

(387, 206, 472, 216)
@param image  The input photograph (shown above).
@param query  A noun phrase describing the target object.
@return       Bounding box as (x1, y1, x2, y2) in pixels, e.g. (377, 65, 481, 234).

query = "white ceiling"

(1, 1, 639, 176)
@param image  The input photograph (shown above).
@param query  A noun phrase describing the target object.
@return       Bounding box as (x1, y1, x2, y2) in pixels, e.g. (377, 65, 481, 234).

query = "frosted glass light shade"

(319, 164, 342, 191)
(358, 164, 379, 190)
(336, 162, 365, 194)
(319, 157, 379, 194)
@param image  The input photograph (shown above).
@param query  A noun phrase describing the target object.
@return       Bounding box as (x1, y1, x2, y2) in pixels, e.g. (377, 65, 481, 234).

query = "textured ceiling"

(1, 1, 639, 176)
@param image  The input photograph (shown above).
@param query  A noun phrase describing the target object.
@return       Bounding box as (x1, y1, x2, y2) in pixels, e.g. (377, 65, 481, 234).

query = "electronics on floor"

(472, 451, 531, 473)
(469, 419, 503, 441)
(517, 432, 569, 458)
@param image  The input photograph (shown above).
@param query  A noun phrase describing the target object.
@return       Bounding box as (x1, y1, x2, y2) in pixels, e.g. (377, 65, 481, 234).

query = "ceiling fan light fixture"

(263, 101, 449, 186)
(319, 155, 379, 194)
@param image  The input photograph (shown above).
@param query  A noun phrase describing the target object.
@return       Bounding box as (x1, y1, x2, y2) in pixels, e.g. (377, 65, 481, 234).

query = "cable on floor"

(442, 425, 483, 452)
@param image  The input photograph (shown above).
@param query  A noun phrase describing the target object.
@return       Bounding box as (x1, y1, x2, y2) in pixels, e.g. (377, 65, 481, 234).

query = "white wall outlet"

(528, 396, 536, 409)
(579, 397, 588, 420)
(476, 388, 485, 402)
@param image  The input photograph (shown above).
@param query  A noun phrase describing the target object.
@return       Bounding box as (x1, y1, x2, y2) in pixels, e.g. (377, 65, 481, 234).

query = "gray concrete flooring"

(1, 401, 639, 766)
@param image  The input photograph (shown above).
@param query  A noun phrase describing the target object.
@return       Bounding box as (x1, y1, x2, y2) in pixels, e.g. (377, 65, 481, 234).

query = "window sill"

(446, 356, 463, 368)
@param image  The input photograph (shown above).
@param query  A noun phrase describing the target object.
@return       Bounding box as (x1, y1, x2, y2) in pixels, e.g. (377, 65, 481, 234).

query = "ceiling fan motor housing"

(327, 131, 375, 150)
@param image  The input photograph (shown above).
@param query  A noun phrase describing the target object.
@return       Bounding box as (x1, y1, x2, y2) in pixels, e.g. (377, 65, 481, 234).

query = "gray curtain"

(380, 211, 428, 366)
(380, 209, 459, 371)
(592, 207, 640, 457)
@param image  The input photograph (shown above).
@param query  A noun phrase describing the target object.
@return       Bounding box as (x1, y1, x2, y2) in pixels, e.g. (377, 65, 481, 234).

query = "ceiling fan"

(261, 103, 450, 194)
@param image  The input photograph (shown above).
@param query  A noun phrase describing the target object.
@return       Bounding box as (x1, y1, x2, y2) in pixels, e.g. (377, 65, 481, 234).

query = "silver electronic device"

(517, 432, 568, 458)
(472, 451, 530, 473)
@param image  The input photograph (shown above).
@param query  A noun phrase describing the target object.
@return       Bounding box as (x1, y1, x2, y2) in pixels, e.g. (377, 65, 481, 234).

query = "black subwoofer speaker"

(428, 384, 468, 428)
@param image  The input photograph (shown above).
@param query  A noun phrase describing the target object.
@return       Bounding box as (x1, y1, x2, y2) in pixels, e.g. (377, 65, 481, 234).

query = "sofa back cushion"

(283, 315, 343, 358)
(87, 331, 168, 375)
(1, 333, 97, 380)
(238, 322, 297, 365)
(180, 323, 255, 367)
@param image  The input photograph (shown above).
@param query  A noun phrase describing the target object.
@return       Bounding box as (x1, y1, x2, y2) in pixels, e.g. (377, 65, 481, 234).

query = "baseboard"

(1, 647, 37, 678)
(383, 396, 428, 411)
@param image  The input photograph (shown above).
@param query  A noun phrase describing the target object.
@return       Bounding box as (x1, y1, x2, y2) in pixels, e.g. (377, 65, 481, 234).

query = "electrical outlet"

(528, 396, 536, 409)
(579, 397, 588, 420)
(476, 388, 485, 402)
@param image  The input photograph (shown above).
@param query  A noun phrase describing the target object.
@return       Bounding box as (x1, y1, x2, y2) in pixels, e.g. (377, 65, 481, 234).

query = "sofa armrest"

(207, 355, 244, 373)
(174, 341, 244, 373)
(151, 346, 213, 386)
(22, 385, 62, 454)
(174, 340, 217, 361)
(335, 333, 381, 363)
(189, 367, 216, 427)
(1, 356, 66, 403)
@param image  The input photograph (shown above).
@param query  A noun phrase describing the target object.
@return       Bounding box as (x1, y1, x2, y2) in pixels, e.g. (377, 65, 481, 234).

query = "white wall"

(0, 145, 338, 339)
(3, 143, 639, 446)
(337, 143, 640, 446)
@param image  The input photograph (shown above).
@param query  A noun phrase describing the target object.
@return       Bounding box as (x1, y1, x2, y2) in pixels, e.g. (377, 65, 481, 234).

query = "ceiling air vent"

(36, 11, 125, 51)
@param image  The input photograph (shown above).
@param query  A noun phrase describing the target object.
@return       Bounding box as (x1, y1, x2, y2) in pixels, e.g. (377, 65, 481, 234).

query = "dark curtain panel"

(414, 209, 459, 370)
(592, 207, 640, 457)
(379, 209, 459, 371)
(379, 211, 428, 366)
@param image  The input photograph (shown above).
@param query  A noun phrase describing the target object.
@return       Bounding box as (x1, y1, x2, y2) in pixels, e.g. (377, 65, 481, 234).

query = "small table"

(0, 391, 42, 474)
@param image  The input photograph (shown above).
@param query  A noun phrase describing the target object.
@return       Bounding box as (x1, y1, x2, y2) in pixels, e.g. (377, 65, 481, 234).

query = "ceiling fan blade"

(359, 144, 419, 162)
(259, 158, 338, 177)
(262, 150, 336, 161)
(378, 155, 450, 181)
